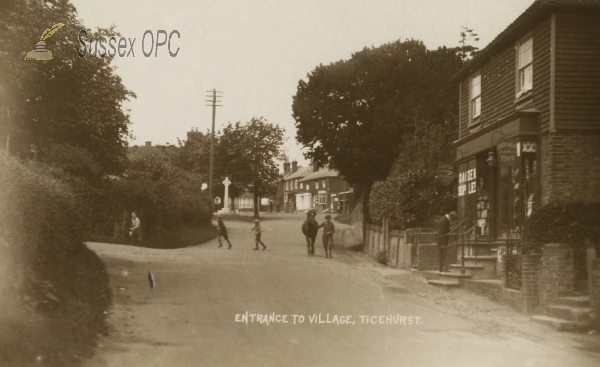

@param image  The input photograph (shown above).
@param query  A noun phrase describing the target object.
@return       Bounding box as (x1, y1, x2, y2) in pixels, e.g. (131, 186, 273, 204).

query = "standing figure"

(302, 211, 319, 256)
(216, 214, 232, 249)
(130, 211, 142, 246)
(436, 211, 458, 272)
(250, 219, 267, 250)
(318, 215, 335, 258)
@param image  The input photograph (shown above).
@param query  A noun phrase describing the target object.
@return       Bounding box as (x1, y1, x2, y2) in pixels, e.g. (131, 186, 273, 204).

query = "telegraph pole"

(205, 89, 222, 204)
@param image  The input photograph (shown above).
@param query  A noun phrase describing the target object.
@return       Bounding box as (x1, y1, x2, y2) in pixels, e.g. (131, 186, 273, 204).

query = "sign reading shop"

(458, 168, 476, 197)
(497, 140, 517, 167)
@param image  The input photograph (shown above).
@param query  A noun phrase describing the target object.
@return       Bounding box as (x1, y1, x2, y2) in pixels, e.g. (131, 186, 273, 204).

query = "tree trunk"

(253, 181, 260, 218)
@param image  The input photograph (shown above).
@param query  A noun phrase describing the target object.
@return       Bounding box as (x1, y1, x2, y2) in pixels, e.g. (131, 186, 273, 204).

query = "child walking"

(250, 219, 267, 250)
(216, 214, 232, 249)
(319, 215, 335, 258)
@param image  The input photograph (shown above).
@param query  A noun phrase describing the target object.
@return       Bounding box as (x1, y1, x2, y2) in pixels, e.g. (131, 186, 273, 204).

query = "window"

(286, 181, 289, 190)
(318, 192, 326, 205)
(316, 181, 319, 189)
(322, 179, 327, 188)
(300, 182, 303, 190)
(518, 33, 533, 92)
(471, 72, 481, 119)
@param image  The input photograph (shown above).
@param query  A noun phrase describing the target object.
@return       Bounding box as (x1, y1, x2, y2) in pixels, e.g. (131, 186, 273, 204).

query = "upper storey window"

(518, 33, 533, 93)
(471, 72, 482, 119)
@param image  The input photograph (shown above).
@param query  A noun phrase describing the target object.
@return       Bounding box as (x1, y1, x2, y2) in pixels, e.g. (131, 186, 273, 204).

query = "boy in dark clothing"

(250, 219, 266, 250)
(216, 214, 232, 249)
(319, 215, 335, 258)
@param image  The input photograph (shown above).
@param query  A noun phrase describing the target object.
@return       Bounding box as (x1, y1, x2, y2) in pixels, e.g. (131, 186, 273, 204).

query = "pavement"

(84, 212, 600, 367)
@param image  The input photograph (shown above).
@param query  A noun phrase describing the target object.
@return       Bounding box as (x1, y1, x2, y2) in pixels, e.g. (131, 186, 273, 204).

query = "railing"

(503, 229, 522, 290)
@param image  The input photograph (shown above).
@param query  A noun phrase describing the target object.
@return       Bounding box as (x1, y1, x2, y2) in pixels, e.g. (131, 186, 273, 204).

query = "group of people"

(215, 214, 267, 251)
(302, 211, 336, 258)
(214, 211, 335, 256)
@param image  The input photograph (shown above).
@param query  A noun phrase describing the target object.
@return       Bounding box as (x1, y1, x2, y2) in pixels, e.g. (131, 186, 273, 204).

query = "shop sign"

(497, 139, 517, 167)
(458, 168, 476, 197)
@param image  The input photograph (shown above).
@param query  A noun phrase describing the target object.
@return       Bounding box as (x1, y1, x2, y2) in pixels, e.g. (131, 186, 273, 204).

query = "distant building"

(127, 141, 178, 160)
(298, 166, 347, 213)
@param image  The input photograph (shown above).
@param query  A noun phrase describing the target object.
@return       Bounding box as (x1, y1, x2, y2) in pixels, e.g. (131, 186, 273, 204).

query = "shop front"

(454, 110, 540, 243)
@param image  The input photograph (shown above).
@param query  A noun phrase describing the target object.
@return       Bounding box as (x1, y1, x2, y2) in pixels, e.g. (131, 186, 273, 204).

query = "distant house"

(127, 141, 178, 160)
(279, 160, 311, 212)
(298, 166, 347, 213)
(452, 0, 600, 241)
(234, 192, 254, 211)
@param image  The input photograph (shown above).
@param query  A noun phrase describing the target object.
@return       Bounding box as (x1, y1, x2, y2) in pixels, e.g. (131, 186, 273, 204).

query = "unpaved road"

(85, 213, 600, 367)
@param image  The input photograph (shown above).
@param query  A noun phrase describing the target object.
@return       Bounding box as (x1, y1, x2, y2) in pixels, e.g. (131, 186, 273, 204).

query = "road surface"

(85, 213, 600, 367)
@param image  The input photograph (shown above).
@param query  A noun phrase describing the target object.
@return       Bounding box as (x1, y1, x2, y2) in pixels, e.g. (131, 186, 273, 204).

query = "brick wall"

(521, 255, 541, 313)
(540, 243, 575, 305)
(540, 131, 600, 205)
(417, 244, 439, 271)
(591, 259, 600, 328)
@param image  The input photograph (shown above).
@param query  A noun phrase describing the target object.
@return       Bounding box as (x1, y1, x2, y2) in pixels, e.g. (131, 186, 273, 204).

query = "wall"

(539, 243, 575, 306)
(555, 9, 600, 131)
(458, 15, 551, 137)
(540, 131, 600, 204)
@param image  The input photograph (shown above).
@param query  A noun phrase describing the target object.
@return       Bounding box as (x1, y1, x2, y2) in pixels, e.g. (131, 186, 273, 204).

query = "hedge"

(0, 153, 111, 367)
(522, 202, 600, 280)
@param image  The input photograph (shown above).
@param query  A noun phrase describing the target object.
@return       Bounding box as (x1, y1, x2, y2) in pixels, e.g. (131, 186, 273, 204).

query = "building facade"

(298, 167, 346, 213)
(453, 0, 600, 241)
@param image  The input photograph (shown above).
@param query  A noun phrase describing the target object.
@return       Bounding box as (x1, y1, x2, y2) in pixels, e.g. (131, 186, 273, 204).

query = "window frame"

(469, 71, 482, 123)
(517, 33, 533, 94)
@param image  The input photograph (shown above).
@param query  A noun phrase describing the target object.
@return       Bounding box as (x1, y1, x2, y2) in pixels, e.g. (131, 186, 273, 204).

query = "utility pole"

(205, 89, 222, 204)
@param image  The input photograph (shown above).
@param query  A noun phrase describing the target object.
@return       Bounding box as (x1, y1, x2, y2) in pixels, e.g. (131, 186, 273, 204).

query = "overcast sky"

(70, 0, 535, 168)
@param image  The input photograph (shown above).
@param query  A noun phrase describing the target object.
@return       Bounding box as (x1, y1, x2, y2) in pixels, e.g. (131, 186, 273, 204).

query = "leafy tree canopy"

(217, 117, 285, 216)
(292, 39, 463, 185)
(0, 0, 135, 174)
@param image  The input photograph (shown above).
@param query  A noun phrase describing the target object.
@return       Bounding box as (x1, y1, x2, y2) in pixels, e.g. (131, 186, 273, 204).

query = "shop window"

(457, 152, 491, 239)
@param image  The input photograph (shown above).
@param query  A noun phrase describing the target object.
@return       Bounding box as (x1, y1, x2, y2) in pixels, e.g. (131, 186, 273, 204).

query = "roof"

(299, 168, 339, 182)
(127, 145, 179, 160)
(285, 166, 311, 180)
(453, 0, 600, 82)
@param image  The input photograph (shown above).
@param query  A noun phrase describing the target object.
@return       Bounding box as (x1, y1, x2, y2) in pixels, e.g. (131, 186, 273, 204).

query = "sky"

(70, 0, 535, 169)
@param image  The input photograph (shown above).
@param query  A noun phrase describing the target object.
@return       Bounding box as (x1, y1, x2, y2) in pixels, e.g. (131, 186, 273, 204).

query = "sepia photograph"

(1, 0, 600, 366)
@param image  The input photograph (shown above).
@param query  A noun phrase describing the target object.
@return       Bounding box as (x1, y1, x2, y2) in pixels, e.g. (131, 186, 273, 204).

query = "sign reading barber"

(458, 168, 476, 197)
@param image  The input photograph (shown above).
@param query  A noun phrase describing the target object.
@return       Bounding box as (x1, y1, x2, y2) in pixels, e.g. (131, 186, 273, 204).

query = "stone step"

(557, 295, 591, 308)
(448, 264, 496, 279)
(438, 272, 471, 279)
(530, 315, 594, 332)
(426, 280, 461, 288)
(545, 305, 594, 322)
(461, 255, 497, 261)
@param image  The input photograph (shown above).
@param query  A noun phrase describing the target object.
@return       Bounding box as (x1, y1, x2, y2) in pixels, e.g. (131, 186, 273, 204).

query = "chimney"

(145, 141, 151, 147)
(283, 161, 291, 174)
(291, 160, 298, 173)
(312, 159, 319, 172)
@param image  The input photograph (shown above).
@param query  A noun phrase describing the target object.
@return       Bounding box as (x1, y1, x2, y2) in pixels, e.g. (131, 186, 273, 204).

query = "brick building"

(453, 0, 600, 242)
(298, 166, 347, 213)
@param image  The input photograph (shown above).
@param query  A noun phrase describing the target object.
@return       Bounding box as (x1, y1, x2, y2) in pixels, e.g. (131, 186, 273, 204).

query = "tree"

(0, 0, 135, 175)
(293, 40, 462, 185)
(293, 39, 463, 223)
(217, 117, 285, 218)
(458, 26, 480, 62)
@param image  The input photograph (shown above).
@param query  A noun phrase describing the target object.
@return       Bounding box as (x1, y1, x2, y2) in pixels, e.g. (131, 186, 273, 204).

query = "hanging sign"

(497, 139, 517, 167)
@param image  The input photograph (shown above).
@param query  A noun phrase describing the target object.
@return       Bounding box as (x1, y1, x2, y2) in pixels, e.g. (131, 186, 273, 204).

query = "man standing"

(436, 211, 458, 272)
(319, 215, 335, 258)
(130, 211, 142, 246)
